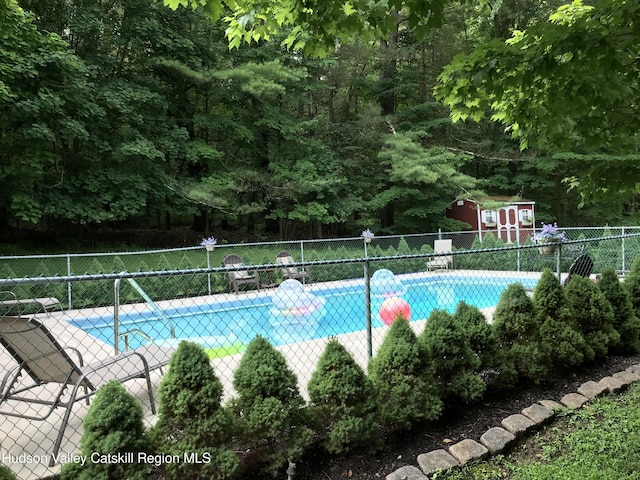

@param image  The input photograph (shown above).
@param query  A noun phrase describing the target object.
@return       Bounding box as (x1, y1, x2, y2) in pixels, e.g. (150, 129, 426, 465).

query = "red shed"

(446, 197, 536, 244)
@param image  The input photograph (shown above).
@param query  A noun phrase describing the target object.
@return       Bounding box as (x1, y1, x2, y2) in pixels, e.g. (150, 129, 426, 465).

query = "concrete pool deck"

(0, 269, 542, 479)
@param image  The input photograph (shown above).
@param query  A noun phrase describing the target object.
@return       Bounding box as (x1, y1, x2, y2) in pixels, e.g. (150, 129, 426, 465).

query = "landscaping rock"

(599, 376, 625, 393)
(417, 449, 459, 476)
(626, 364, 640, 375)
(448, 439, 489, 465)
(501, 414, 535, 437)
(613, 369, 640, 385)
(385, 465, 428, 480)
(479, 427, 516, 454)
(560, 392, 589, 408)
(538, 399, 564, 411)
(577, 380, 608, 398)
(521, 403, 554, 425)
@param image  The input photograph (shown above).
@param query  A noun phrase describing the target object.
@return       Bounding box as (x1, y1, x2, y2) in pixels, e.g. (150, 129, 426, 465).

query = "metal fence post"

(66, 254, 72, 309)
(364, 240, 372, 360)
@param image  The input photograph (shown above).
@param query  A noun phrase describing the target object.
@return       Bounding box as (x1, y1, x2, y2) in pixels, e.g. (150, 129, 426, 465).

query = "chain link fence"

(1, 228, 639, 479)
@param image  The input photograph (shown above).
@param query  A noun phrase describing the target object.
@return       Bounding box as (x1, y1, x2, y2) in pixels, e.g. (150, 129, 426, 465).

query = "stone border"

(385, 364, 640, 480)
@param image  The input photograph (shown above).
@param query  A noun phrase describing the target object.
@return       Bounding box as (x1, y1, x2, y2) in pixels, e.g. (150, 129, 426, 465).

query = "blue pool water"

(70, 274, 537, 351)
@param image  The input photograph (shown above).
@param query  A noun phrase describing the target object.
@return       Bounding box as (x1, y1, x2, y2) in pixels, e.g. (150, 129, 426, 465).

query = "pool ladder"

(114, 276, 176, 354)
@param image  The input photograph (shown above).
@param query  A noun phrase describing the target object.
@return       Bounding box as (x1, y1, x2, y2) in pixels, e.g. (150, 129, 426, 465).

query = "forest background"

(2, 0, 639, 251)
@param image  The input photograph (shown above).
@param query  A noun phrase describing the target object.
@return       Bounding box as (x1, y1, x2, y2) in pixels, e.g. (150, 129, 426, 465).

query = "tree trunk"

(379, 12, 399, 116)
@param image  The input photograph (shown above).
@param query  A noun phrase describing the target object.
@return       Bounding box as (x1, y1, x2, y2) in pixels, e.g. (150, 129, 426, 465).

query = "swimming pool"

(70, 273, 537, 351)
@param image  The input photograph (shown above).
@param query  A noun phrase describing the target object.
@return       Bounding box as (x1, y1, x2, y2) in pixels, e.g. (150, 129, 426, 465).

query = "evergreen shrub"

(625, 256, 640, 317)
(565, 275, 620, 360)
(368, 318, 443, 430)
(150, 341, 239, 480)
(492, 283, 550, 383)
(419, 309, 485, 403)
(59, 381, 150, 480)
(307, 339, 380, 454)
(598, 268, 640, 354)
(453, 302, 517, 388)
(231, 336, 312, 476)
(533, 269, 587, 367)
(0, 465, 16, 480)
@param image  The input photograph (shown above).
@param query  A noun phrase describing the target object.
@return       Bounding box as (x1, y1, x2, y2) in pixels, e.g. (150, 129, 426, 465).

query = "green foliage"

(168, 0, 450, 56)
(598, 268, 640, 354)
(150, 341, 239, 480)
(533, 269, 587, 368)
(307, 339, 380, 454)
(368, 318, 443, 430)
(59, 381, 150, 480)
(453, 302, 517, 389)
(624, 256, 640, 318)
(420, 309, 486, 403)
(436, 0, 640, 204)
(565, 275, 620, 360)
(231, 336, 311, 476)
(0, 465, 16, 480)
(493, 283, 551, 383)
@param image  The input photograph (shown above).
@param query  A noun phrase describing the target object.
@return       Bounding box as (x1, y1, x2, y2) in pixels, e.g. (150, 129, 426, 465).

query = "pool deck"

(0, 269, 542, 479)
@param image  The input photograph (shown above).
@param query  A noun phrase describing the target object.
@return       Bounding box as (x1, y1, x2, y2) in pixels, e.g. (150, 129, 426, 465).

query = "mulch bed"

(284, 353, 640, 480)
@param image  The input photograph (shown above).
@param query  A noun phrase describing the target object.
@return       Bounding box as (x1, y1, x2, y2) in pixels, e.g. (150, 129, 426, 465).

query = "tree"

(150, 341, 239, 480)
(492, 283, 550, 383)
(436, 0, 640, 204)
(164, 0, 452, 56)
(59, 381, 150, 480)
(419, 309, 486, 403)
(533, 269, 587, 367)
(231, 335, 311, 476)
(307, 339, 380, 454)
(598, 268, 640, 354)
(368, 317, 443, 429)
(565, 275, 620, 360)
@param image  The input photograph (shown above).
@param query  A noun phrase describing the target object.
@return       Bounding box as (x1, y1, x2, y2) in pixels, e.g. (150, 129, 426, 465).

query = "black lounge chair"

(563, 253, 595, 286)
(0, 316, 173, 465)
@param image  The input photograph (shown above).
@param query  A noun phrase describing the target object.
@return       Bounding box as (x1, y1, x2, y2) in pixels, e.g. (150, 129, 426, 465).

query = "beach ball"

(379, 297, 411, 325)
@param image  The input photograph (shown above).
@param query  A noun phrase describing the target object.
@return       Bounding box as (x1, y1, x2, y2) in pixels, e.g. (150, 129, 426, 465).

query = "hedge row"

(4, 233, 637, 313)
(58, 261, 640, 479)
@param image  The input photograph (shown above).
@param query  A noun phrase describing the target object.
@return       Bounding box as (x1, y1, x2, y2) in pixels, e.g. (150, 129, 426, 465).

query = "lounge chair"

(0, 291, 61, 316)
(427, 239, 453, 271)
(222, 254, 260, 294)
(275, 251, 310, 282)
(563, 253, 594, 286)
(0, 316, 173, 465)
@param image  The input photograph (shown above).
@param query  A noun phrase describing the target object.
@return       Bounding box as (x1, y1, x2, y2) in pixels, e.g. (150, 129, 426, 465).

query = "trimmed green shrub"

(231, 336, 312, 476)
(598, 268, 640, 354)
(453, 302, 517, 389)
(565, 275, 620, 360)
(533, 269, 587, 367)
(150, 341, 239, 480)
(60, 381, 150, 480)
(493, 283, 550, 383)
(368, 318, 443, 430)
(307, 339, 380, 454)
(625, 256, 640, 317)
(419, 309, 486, 403)
(0, 465, 17, 480)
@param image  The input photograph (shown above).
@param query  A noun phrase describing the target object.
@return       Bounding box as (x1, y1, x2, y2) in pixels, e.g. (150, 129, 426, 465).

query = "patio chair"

(427, 239, 453, 271)
(275, 251, 310, 282)
(222, 254, 260, 294)
(0, 290, 61, 317)
(562, 253, 594, 286)
(0, 316, 173, 465)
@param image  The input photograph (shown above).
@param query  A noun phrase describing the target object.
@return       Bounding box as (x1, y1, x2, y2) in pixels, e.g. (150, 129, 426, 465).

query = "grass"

(438, 382, 640, 480)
